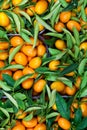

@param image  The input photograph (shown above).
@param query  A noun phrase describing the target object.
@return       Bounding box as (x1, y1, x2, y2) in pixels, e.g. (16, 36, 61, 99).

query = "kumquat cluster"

(0, 0, 87, 130)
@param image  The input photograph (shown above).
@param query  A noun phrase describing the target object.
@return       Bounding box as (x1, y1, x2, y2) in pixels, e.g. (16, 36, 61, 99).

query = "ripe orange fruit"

(5, 24, 12, 32)
(12, 0, 22, 6)
(13, 70, 23, 80)
(22, 78, 34, 89)
(26, 128, 34, 130)
(14, 52, 28, 66)
(21, 45, 37, 57)
(80, 18, 87, 29)
(65, 86, 76, 96)
(85, 7, 87, 15)
(12, 124, 25, 130)
(80, 41, 87, 51)
(65, 0, 71, 2)
(23, 66, 35, 78)
(58, 117, 71, 130)
(29, 57, 42, 69)
(81, 97, 87, 104)
(26, 6, 35, 16)
(47, 0, 57, 2)
(50, 81, 65, 92)
(80, 103, 87, 117)
(33, 79, 46, 93)
(37, 44, 46, 56)
(10, 36, 24, 47)
(71, 101, 78, 112)
(65, 71, 75, 76)
(67, 20, 81, 31)
(34, 123, 46, 130)
(0, 52, 8, 60)
(35, 0, 48, 15)
(55, 39, 66, 50)
(48, 60, 60, 71)
(54, 22, 65, 32)
(0, 12, 10, 27)
(22, 118, 37, 128)
(52, 103, 57, 111)
(0, 61, 5, 68)
(74, 76, 81, 89)
(0, 41, 9, 50)
(15, 110, 27, 119)
(59, 11, 71, 23)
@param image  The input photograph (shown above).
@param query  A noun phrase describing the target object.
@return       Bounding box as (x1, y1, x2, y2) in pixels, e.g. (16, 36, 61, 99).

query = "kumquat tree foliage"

(0, 0, 87, 130)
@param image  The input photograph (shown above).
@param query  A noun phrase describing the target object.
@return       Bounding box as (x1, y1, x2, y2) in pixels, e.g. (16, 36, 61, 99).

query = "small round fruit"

(26, 6, 35, 16)
(0, 12, 10, 27)
(13, 70, 23, 80)
(67, 20, 81, 31)
(35, 0, 48, 15)
(12, 124, 25, 130)
(50, 81, 65, 92)
(80, 41, 87, 51)
(80, 103, 87, 117)
(33, 79, 46, 93)
(21, 45, 37, 57)
(37, 44, 46, 56)
(0, 52, 8, 60)
(59, 11, 71, 23)
(48, 60, 60, 71)
(54, 22, 65, 32)
(22, 78, 34, 90)
(74, 76, 81, 89)
(22, 118, 37, 128)
(14, 52, 28, 66)
(34, 123, 46, 130)
(10, 36, 24, 47)
(58, 117, 71, 130)
(29, 57, 42, 69)
(15, 110, 27, 119)
(12, 0, 22, 6)
(65, 86, 76, 96)
(0, 41, 9, 50)
(55, 39, 66, 50)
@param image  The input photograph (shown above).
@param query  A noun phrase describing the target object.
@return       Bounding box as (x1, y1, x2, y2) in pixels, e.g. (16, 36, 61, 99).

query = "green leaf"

(43, 3, 60, 20)
(42, 51, 66, 65)
(14, 74, 34, 88)
(57, 77, 72, 87)
(66, 33, 73, 49)
(21, 28, 33, 36)
(25, 107, 42, 112)
(19, 11, 32, 24)
(74, 108, 82, 124)
(36, 15, 56, 32)
(59, 0, 68, 7)
(2, 74, 15, 87)
(10, 12, 21, 32)
(59, 63, 78, 77)
(0, 107, 10, 118)
(0, 64, 24, 70)
(73, 27, 80, 46)
(45, 32, 63, 39)
(76, 117, 87, 130)
(0, 80, 11, 91)
(18, 0, 28, 6)
(13, 93, 26, 100)
(33, 21, 39, 48)
(16, 99, 25, 110)
(23, 112, 33, 121)
(56, 93, 70, 119)
(78, 58, 87, 75)
(0, 30, 9, 40)
(20, 31, 31, 43)
(3, 91, 18, 109)
(48, 48, 61, 55)
(46, 112, 59, 119)
(81, 5, 87, 22)
(48, 90, 56, 108)
(46, 84, 51, 100)
(9, 45, 22, 64)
